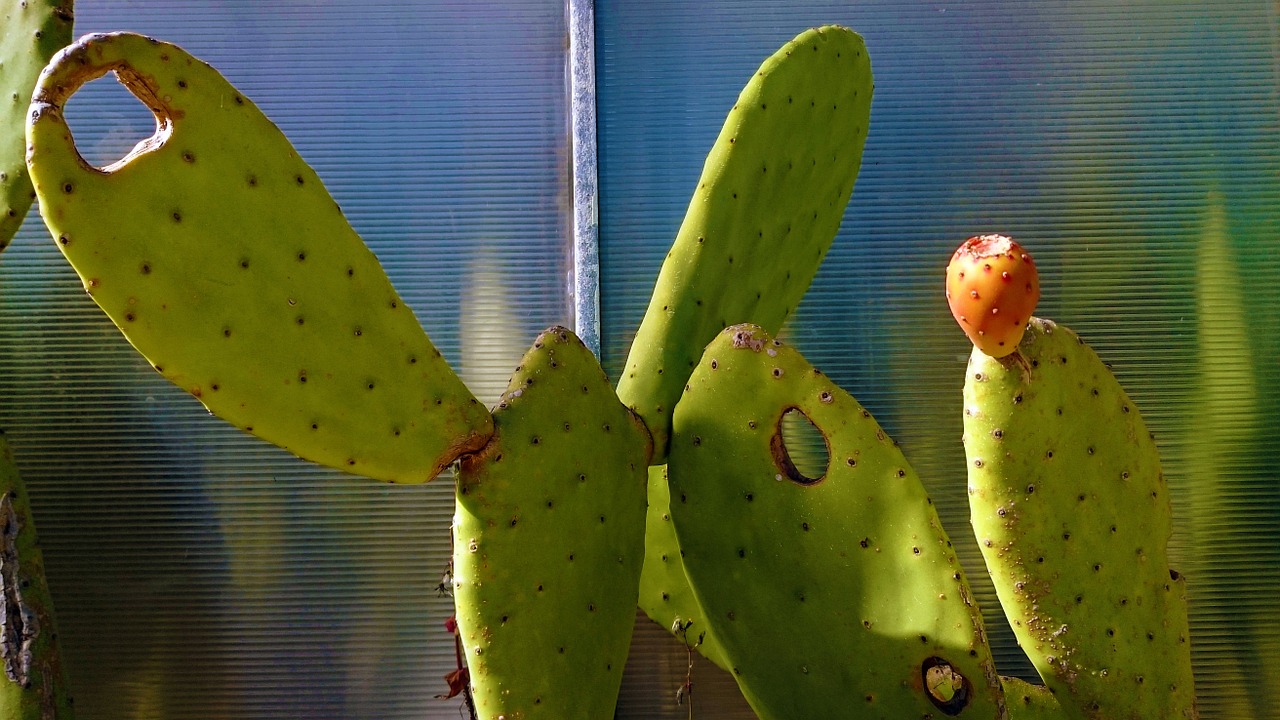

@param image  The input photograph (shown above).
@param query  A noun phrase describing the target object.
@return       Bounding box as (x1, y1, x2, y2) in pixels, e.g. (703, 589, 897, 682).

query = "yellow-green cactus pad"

(964, 318, 1197, 719)
(453, 327, 650, 719)
(637, 464, 731, 671)
(668, 324, 1003, 719)
(617, 25, 872, 462)
(0, 433, 74, 720)
(0, 0, 72, 246)
(1002, 677, 1066, 720)
(26, 33, 492, 483)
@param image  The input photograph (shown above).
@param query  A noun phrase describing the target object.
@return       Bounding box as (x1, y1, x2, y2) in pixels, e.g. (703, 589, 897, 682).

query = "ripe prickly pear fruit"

(453, 327, 650, 719)
(617, 25, 872, 462)
(668, 324, 1004, 720)
(964, 318, 1197, 719)
(0, 0, 72, 247)
(0, 432, 74, 720)
(26, 33, 492, 483)
(946, 234, 1040, 358)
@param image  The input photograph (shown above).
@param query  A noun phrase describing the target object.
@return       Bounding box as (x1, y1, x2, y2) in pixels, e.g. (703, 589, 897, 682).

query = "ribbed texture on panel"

(599, 2, 1280, 719)
(1, 2, 570, 718)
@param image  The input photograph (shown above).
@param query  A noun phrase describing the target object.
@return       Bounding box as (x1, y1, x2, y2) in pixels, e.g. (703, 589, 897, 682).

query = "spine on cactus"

(452, 327, 650, 719)
(953, 236, 1197, 718)
(0, 433, 74, 720)
(0, 0, 73, 248)
(666, 323, 1005, 719)
(25, 32, 492, 483)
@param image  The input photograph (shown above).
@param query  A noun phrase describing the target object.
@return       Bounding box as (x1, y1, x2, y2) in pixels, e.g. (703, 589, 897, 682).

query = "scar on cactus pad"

(946, 234, 1040, 358)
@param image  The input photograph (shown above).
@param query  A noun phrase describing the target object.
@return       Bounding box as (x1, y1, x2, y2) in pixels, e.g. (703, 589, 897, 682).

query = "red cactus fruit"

(945, 235, 1040, 358)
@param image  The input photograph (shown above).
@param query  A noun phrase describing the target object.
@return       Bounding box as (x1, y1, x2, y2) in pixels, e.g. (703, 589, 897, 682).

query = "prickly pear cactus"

(453, 327, 650, 719)
(963, 318, 1197, 719)
(616, 24, 872, 462)
(0, 433, 74, 720)
(636, 464, 731, 671)
(667, 324, 1004, 719)
(0, 0, 72, 246)
(26, 32, 492, 483)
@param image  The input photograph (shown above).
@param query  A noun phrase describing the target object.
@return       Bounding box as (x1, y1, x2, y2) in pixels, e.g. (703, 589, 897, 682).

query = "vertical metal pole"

(568, 0, 602, 356)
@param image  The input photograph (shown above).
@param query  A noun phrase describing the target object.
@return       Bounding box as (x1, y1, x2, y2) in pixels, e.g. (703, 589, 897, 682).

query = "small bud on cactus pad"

(945, 234, 1040, 357)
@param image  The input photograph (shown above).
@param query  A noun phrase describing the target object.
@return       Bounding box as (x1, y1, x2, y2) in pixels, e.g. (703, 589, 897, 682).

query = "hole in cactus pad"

(61, 66, 172, 172)
(922, 657, 970, 715)
(771, 407, 828, 486)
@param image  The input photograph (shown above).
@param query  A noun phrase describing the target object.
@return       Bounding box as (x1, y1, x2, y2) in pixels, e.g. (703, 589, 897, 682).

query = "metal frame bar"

(568, 0, 602, 356)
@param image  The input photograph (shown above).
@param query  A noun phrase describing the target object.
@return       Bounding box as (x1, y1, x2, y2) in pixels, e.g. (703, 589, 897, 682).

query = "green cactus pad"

(637, 463, 731, 671)
(1002, 677, 1066, 720)
(668, 324, 1003, 719)
(616, 25, 872, 462)
(0, 433, 74, 720)
(0, 0, 72, 247)
(25, 32, 491, 483)
(453, 327, 651, 719)
(963, 318, 1196, 719)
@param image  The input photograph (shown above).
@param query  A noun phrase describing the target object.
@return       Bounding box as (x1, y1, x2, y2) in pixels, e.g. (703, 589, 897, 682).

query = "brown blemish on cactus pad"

(0, 493, 35, 688)
(731, 328, 766, 352)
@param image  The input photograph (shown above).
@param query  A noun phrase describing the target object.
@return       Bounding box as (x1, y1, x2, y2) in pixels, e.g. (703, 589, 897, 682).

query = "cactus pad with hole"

(0, 0, 72, 247)
(963, 317, 1196, 719)
(616, 25, 872, 462)
(453, 327, 650, 719)
(667, 324, 1003, 719)
(25, 32, 491, 482)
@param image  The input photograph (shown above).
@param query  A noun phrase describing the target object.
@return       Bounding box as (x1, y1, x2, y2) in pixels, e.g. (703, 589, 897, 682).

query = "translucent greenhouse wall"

(0, 1, 1276, 718)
